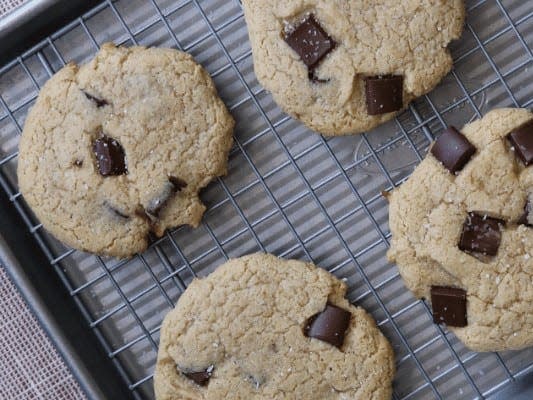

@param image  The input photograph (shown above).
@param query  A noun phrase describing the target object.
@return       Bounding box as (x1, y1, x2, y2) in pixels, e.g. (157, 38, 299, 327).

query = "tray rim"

(0, 233, 104, 400)
(1, 0, 533, 399)
(0, 0, 101, 65)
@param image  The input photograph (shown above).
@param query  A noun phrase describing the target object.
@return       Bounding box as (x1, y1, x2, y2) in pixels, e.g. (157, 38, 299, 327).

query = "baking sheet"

(0, 0, 532, 398)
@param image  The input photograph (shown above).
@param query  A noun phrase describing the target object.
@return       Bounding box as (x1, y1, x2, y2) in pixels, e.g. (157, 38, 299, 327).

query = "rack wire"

(0, 0, 532, 398)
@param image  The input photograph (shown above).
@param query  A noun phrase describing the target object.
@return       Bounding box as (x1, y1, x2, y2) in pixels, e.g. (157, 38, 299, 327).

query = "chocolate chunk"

(73, 159, 83, 167)
(284, 14, 336, 72)
(83, 91, 109, 108)
(108, 206, 129, 219)
(103, 201, 129, 219)
(308, 70, 329, 84)
(183, 366, 214, 386)
(93, 135, 127, 177)
(519, 200, 532, 227)
(430, 286, 467, 327)
(112, 209, 129, 219)
(518, 213, 529, 226)
(459, 212, 504, 256)
(364, 75, 404, 115)
(169, 176, 187, 192)
(304, 303, 351, 348)
(430, 127, 476, 174)
(507, 120, 533, 166)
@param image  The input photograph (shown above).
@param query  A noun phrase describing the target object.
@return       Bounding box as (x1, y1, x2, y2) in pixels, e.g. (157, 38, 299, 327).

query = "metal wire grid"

(0, 0, 532, 398)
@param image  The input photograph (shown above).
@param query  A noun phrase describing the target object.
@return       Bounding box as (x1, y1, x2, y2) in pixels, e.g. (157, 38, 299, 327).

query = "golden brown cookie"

(388, 108, 533, 351)
(17, 43, 234, 258)
(242, 0, 465, 136)
(154, 253, 395, 399)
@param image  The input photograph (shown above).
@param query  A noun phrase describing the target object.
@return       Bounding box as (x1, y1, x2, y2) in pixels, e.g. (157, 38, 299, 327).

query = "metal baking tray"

(0, 0, 532, 399)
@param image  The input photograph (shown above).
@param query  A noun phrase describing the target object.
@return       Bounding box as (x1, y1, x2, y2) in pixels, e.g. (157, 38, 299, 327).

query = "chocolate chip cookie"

(17, 43, 234, 258)
(242, 1, 465, 136)
(388, 108, 533, 351)
(154, 253, 395, 399)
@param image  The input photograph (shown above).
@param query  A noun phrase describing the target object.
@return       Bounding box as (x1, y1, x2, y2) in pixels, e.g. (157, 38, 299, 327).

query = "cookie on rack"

(242, 0, 465, 136)
(17, 43, 234, 258)
(388, 108, 533, 352)
(154, 253, 395, 400)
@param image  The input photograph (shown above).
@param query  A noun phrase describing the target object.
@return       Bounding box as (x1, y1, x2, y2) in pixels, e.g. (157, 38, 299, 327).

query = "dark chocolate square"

(284, 15, 336, 70)
(430, 127, 476, 174)
(83, 90, 109, 108)
(459, 212, 504, 256)
(431, 286, 467, 327)
(304, 303, 351, 348)
(364, 75, 404, 115)
(182, 366, 214, 386)
(93, 135, 128, 177)
(507, 120, 533, 166)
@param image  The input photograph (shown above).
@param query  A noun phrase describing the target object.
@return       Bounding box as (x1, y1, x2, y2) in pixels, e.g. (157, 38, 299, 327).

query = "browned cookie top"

(154, 253, 395, 400)
(242, 0, 465, 136)
(17, 43, 234, 257)
(388, 108, 533, 352)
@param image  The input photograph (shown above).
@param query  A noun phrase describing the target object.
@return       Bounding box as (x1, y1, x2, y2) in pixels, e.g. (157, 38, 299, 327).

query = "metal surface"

(490, 372, 533, 400)
(0, 180, 138, 399)
(0, 233, 101, 400)
(0, 0, 53, 35)
(0, 0, 101, 65)
(0, 0, 532, 399)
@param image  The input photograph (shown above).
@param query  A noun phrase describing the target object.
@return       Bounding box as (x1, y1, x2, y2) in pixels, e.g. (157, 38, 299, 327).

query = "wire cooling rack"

(0, 0, 532, 398)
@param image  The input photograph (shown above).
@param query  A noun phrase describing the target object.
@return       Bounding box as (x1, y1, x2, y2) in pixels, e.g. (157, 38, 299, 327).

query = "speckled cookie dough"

(242, 0, 465, 136)
(388, 108, 533, 352)
(17, 43, 234, 258)
(154, 253, 395, 400)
